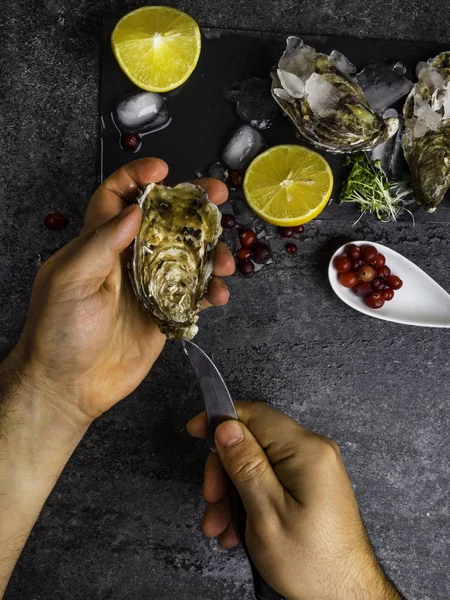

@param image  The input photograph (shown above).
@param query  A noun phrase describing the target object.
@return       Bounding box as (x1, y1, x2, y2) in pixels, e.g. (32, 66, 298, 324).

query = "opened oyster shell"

(403, 52, 450, 212)
(271, 37, 399, 153)
(130, 183, 222, 340)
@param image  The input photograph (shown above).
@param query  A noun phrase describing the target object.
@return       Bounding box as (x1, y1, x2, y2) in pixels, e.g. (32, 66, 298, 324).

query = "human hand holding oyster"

(8, 158, 234, 423)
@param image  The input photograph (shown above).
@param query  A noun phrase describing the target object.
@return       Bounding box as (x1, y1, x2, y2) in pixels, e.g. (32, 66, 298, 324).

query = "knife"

(182, 339, 285, 600)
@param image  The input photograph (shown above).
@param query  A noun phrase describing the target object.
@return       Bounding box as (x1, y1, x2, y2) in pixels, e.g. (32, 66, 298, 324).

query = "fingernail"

(118, 204, 136, 219)
(215, 421, 244, 448)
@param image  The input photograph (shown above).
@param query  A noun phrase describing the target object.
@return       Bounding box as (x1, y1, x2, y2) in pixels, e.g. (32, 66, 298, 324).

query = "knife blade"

(182, 339, 238, 451)
(182, 339, 285, 600)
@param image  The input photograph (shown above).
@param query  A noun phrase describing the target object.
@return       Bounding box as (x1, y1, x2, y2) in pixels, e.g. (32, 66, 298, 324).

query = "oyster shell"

(403, 52, 450, 212)
(271, 37, 399, 153)
(130, 183, 222, 340)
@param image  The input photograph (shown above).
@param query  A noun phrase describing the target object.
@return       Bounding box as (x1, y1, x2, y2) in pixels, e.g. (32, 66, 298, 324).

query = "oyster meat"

(403, 52, 450, 212)
(130, 183, 222, 340)
(271, 37, 399, 153)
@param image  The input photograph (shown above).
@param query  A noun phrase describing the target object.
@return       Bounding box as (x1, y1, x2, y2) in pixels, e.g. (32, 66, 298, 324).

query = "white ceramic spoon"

(328, 241, 450, 328)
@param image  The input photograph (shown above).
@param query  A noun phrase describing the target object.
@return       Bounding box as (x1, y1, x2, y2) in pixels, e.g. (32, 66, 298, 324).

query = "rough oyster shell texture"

(403, 52, 450, 212)
(130, 183, 222, 340)
(271, 37, 399, 153)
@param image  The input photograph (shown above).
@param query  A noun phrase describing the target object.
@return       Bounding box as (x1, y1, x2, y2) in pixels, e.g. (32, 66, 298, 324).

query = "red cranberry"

(239, 260, 254, 276)
(286, 243, 297, 254)
(239, 229, 257, 247)
(333, 256, 352, 273)
(278, 227, 294, 238)
(339, 271, 358, 288)
(361, 245, 378, 264)
(292, 225, 304, 234)
(353, 281, 373, 297)
(378, 265, 391, 279)
(44, 212, 67, 230)
(372, 277, 385, 292)
(221, 214, 236, 229)
(358, 265, 376, 283)
(383, 288, 395, 301)
(121, 133, 140, 151)
(237, 247, 252, 261)
(386, 275, 403, 290)
(228, 171, 244, 187)
(252, 243, 270, 264)
(374, 253, 386, 268)
(346, 244, 361, 260)
(365, 292, 385, 309)
(352, 258, 364, 271)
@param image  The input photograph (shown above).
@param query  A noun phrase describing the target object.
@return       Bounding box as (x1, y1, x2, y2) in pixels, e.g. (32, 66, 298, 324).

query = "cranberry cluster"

(334, 244, 403, 309)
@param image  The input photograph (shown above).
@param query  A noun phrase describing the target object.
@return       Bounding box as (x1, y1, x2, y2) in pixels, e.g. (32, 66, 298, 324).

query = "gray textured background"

(1, 1, 450, 599)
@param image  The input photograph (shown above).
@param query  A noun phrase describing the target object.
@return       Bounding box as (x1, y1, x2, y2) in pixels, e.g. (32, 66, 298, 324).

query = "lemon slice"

(111, 7, 201, 93)
(243, 145, 334, 226)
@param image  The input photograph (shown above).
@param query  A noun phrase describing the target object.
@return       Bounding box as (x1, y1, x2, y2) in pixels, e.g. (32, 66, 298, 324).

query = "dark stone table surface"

(1, 1, 449, 599)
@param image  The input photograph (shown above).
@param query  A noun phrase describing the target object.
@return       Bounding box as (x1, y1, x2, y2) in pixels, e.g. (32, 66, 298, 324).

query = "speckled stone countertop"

(1, 2, 450, 599)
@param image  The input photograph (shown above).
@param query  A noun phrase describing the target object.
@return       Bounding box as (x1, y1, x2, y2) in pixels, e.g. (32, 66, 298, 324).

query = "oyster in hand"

(403, 52, 450, 212)
(130, 183, 222, 340)
(271, 37, 399, 153)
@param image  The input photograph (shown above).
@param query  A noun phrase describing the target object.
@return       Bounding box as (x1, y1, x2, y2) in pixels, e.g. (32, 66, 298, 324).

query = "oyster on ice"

(403, 52, 450, 212)
(271, 37, 399, 153)
(130, 183, 222, 340)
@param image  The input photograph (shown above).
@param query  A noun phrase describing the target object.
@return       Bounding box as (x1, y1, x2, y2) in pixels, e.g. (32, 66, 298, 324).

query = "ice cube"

(277, 37, 317, 98)
(393, 61, 407, 75)
(354, 64, 414, 113)
(112, 91, 171, 134)
(207, 162, 228, 181)
(225, 78, 279, 130)
(305, 73, 339, 117)
(222, 125, 266, 171)
(277, 70, 305, 98)
(273, 87, 295, 104)
(371, 117, 407, 181)
(329, 50, 356, 75)
(232, 197, 258, 227)
(412, 94, 442, 135)
(416, 62, 444, 93)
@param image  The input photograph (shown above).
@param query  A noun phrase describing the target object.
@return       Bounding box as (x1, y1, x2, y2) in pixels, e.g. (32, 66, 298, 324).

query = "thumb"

(69, 204, 142, 279)
(215, 420, 284, 520)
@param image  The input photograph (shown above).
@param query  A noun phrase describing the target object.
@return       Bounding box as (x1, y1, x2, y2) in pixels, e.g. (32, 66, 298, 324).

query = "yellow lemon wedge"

(111, 6, 201, 93)
(243, 145, 334, 226)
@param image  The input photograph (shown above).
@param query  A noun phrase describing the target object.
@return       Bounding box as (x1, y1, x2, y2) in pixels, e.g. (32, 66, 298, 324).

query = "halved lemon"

(243, 145, 334, 226)
(111, 7, 201, 93)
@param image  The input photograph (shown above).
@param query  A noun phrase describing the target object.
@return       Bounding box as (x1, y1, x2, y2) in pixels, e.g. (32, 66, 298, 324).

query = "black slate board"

(101, 20, 449, 223)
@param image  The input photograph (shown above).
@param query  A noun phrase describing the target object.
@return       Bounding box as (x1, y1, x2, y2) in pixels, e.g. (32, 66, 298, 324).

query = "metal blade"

(182, 339, 238, 451)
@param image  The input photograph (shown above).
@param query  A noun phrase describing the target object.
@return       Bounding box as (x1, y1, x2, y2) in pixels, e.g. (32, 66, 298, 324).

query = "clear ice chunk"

(305, 73, 339, 117)
(232, 197, 259, 227)
(207, 162, 228, 181)
(225, 78, 279, 130)
(371, 117, 407, 181)
(329, 50, 356, 74)
(393, 61, 407, 75)
(416, 62, 444, 93)
(222, 125, 266, 171)
(354, 64, 414, 113)
(112, 91, 171, 134)
(275, 37, 317, 99)
(412, 94, 442, 135)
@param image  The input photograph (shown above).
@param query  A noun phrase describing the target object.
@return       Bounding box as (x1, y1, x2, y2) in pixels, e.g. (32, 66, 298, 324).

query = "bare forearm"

(0, 352, 88, 597)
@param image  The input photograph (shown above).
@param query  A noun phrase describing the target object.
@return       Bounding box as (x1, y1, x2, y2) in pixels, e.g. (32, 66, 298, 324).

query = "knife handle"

(232, 489, 286, 600)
